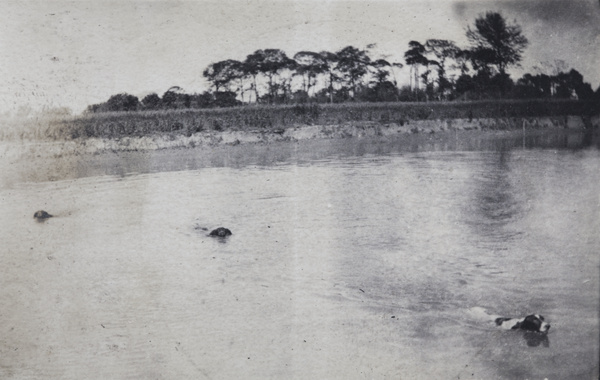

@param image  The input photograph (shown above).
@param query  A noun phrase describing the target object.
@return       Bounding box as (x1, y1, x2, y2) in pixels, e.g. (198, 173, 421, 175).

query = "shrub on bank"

(2, 99, 598, 141)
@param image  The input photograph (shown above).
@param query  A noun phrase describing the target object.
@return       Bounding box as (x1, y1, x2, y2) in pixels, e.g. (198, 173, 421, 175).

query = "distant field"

(2, 99, 598, 141)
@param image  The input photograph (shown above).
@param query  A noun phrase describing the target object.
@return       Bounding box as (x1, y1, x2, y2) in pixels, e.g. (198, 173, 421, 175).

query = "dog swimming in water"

(33, 210, 53, 221)
(467, 307, 551, 333)
(209, 227, 232, 237)
(495, 314, 550, 333)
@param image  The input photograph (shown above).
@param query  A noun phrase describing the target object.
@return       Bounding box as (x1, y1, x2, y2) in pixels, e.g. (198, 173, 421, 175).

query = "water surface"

(1, 130, 599, 379)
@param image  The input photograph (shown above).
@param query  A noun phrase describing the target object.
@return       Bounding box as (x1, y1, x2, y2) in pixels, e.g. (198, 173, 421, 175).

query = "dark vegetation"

(86, 12, 600, 115)
(16, 99, 593, 141)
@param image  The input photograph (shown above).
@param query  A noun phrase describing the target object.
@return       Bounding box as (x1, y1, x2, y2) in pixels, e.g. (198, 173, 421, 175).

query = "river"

(1, 129, 598, 379)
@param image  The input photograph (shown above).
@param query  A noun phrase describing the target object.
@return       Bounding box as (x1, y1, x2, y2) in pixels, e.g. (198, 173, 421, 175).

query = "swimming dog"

(33, 210, 53, 220)
(466, 307, 551, 334)
(495, 314, 550, 333)
(209, 227, 232, 237)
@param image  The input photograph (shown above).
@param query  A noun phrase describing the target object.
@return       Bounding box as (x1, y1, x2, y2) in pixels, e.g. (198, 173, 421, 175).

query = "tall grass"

(1, 99, 597, 141)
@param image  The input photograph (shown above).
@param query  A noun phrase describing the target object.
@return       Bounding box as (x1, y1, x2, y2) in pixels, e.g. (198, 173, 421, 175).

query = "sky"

(1, 0, 598, 114)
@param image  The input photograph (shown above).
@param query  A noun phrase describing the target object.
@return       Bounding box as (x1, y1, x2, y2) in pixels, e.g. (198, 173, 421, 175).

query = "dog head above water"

(495, 314, 550, 333)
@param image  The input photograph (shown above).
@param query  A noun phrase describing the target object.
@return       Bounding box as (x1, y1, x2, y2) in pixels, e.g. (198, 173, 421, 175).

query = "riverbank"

(1, 115, 598, 161)
(1, 115, 599, 189)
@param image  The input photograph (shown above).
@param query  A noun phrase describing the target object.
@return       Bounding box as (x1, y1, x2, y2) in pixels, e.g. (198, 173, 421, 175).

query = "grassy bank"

(1, 99, 598, 142)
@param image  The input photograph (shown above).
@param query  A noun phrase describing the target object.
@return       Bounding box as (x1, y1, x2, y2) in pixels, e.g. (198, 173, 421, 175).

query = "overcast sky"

(1, 0, 598, 114)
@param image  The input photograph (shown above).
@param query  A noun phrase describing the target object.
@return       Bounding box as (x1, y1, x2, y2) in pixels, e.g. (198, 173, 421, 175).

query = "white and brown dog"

(466, 308, 551, 346)
(495, 314, 551, 333)
(467, 307, 551, 334)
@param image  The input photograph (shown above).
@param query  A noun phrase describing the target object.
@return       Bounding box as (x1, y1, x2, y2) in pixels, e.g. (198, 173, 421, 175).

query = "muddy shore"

(1, 115, 598, 162)
(1, 115, 598, 189)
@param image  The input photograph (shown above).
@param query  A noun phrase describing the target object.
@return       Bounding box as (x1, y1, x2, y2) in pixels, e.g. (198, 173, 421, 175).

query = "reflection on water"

(524, 332, 550, 348)
(1, 128, 599, 188)
(0, 129, 598, 379)
(469, 149, 526, 245)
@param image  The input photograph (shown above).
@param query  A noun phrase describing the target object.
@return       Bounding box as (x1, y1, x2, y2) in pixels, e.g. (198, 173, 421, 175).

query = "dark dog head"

(520, 314, 550, 333)
(34, 210, 53, 221)
(495, 314, 550, 333)
(209, 227, 232, 238)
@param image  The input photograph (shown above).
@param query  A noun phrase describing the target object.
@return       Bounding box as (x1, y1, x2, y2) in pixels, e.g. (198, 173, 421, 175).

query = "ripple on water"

(0, 139, 598, 379)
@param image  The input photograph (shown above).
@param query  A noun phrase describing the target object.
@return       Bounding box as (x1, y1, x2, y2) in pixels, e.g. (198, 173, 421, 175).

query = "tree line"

(86, 12, 600, 113)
